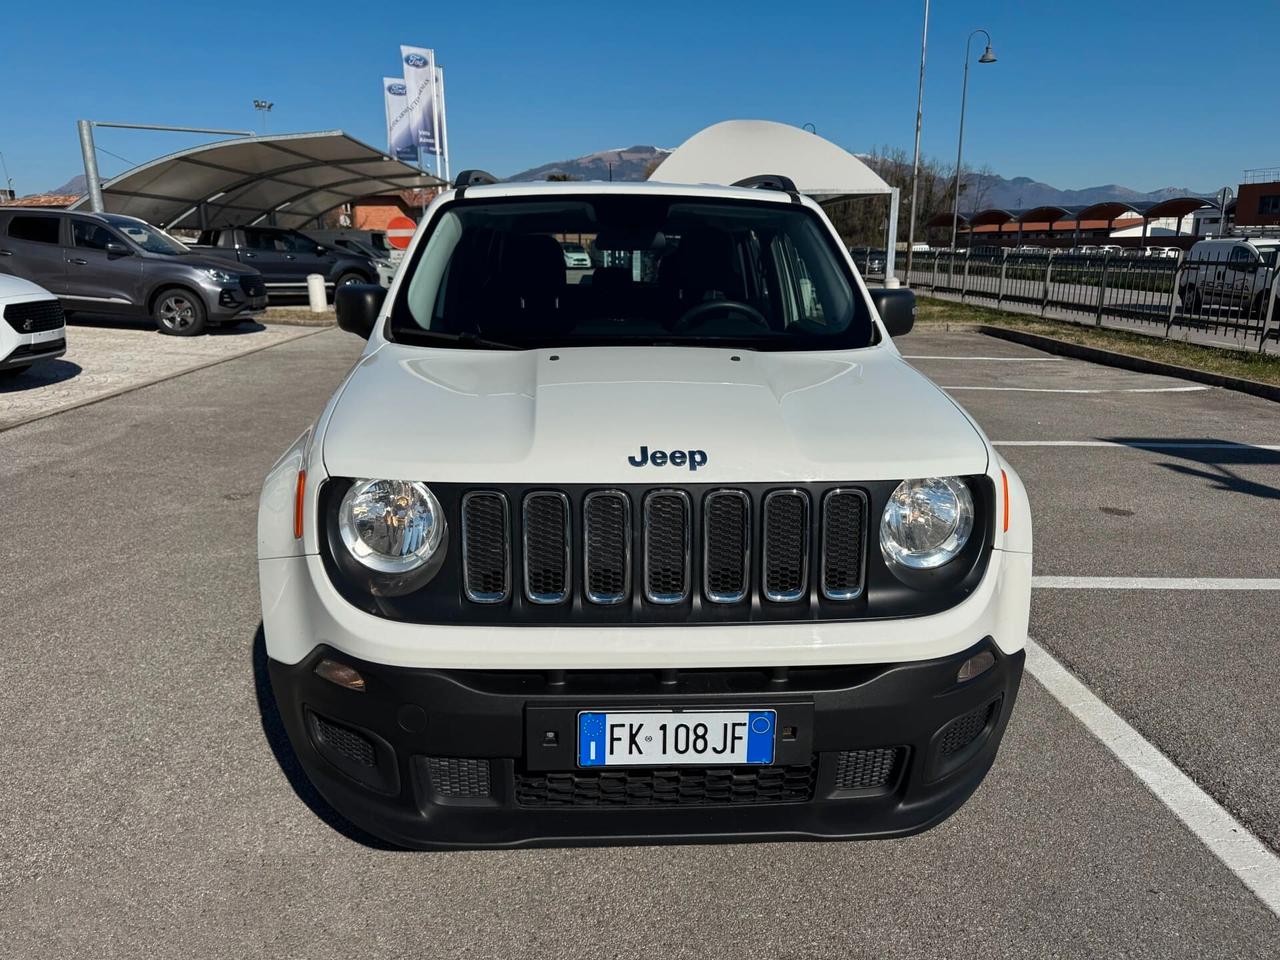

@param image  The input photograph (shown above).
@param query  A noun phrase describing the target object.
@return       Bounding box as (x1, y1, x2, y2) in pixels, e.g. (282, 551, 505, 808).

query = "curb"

(975, 325, 1280, 404)
(0, 326, 332, 434)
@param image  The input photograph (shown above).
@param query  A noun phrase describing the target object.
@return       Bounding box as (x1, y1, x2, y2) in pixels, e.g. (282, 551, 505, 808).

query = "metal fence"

(899, 249, 1279, 351)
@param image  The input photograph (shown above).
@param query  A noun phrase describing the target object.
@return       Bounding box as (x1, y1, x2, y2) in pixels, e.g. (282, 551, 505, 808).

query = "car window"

(72, 220, 122, 251)
(7, 215, 61, 244)
(282, 231, 319, 254)
(243, 229, 280, 252)
(392, 195, 871, 351)
(1228, 245, 1256, 264)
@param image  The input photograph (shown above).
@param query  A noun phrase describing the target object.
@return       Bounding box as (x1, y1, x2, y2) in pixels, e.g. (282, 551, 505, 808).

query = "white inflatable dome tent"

(650, 119, 899, 279)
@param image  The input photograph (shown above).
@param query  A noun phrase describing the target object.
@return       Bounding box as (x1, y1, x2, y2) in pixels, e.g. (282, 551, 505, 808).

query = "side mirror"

(870, 287, 916, 337)
(315, 245, 327, 255)
(335, 283, 386, 339)
(105, 241, 131, 257)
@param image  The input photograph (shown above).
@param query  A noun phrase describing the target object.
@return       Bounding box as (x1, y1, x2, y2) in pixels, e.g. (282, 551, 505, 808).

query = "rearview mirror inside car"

(335, 283, 386, 339)
(869, 287, 916, 337)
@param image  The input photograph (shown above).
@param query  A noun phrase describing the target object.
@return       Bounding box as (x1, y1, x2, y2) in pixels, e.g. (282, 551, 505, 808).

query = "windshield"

(103, 215, 189, 255)
(562, 242, 586, 252)
(390, 196, 871, 350)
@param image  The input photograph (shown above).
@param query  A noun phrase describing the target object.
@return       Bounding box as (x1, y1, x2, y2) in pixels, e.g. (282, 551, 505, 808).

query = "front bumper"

(1, 335, 66, 369)
(267, 638, 1023, 849)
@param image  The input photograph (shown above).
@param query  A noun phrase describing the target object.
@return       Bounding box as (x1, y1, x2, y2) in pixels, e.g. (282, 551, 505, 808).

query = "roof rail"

(731, 174, 801, 201)
(453, 169, 501, 198)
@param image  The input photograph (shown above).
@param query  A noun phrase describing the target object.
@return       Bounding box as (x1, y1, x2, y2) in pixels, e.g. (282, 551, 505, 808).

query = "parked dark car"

(0, 209, 267, 335)
(193, 227, 377, 300)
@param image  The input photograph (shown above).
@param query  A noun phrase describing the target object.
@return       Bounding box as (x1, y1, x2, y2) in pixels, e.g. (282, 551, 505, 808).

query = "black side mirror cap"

(105, 241, 130, 257)
(870, 287, 916, 337)
(335, 283, 386, 339)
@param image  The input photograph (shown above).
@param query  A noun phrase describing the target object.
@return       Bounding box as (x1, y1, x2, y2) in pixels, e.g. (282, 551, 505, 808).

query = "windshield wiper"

(406, 330, 524, 350)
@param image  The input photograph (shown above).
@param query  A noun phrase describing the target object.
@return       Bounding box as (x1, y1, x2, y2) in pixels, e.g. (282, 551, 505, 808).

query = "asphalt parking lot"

(3, 324, 1279, 958)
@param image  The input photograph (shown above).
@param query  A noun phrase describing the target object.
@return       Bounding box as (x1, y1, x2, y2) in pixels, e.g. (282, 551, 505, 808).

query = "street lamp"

(949, 29, 996, 253)
(253, 99, 274, 133)
(905, 0, 930, 277)
(0, 150, 13, 199)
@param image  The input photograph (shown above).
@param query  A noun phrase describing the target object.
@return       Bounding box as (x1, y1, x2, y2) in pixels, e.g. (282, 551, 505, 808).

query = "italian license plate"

(577, 710, 776, 767)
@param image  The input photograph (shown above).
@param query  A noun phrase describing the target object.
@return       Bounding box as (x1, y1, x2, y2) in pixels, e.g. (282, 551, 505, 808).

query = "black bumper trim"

(266, 639, 1024, 850)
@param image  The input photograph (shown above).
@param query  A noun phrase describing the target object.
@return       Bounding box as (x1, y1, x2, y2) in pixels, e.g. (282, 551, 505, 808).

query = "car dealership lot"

(2, 327, 1279, 958)
(0, 318, 322, 430)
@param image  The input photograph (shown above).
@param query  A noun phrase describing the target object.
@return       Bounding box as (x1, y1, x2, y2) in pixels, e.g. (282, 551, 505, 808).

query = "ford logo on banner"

(387, 82, 407, 95)
(404, 52, 428, 68)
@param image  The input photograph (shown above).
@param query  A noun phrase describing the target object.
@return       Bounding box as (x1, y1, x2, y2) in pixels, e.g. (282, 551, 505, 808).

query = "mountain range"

(505, 145, 1209, 209)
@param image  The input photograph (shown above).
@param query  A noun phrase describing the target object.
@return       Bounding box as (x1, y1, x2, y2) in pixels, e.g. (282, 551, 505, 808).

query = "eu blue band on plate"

(746, 710, 775, 764)
(579, 712, 607, 767)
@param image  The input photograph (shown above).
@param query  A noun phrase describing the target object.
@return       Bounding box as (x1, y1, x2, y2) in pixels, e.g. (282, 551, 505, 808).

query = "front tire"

(154, 288, 207, 336)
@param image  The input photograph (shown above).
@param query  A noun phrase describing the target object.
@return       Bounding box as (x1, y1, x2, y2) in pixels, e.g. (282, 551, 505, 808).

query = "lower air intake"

(515, 759, 817, 807)
(426, 757, 493, 799)
(833, 747, 905, 791)
(311, 713, 376, 767)
(938, 698, 1001, 758)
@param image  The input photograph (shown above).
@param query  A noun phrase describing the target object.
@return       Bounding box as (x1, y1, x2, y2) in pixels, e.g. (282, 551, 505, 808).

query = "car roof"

(448, 179, 800, 206)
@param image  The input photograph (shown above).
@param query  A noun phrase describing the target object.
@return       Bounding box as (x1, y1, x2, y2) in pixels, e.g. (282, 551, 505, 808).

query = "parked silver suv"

(0, 209, 268, 335)
(1179, 237, 1279, 316)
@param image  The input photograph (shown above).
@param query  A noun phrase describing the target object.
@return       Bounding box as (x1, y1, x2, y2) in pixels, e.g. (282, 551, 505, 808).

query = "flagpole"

(438, 68, 451, 182)
(430, 58, 443, 184)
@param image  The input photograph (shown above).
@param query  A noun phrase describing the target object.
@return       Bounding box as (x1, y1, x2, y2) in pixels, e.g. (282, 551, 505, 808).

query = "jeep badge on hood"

(628, 446, 708, 471)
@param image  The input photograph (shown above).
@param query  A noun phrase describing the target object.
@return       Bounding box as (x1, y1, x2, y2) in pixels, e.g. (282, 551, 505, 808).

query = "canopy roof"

(650, 120, 892, 201)
(68, 130, 444, 230)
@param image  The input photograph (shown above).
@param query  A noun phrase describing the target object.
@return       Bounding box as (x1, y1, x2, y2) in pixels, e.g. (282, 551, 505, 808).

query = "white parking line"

(1026, 639, 1280, 918)
(944, 385, 1209, 394)
(1033, 576, 1280, 590)
(995, 440, 1280, 451)
(903, 355, 1066, 362)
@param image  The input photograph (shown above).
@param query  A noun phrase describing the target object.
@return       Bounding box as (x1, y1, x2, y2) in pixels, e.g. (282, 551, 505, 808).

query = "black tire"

(335, 271, 367, 289)
(154, 287, 208, 336)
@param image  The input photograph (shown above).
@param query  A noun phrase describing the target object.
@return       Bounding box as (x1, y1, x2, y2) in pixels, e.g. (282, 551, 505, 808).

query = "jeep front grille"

(458, 484, 868, 613)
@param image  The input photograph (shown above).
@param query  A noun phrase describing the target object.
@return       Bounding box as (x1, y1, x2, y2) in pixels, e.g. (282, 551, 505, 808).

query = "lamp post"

(905, 0, 929, 277)
(949, 29, 996, 253)
(253, 99, 274, 133)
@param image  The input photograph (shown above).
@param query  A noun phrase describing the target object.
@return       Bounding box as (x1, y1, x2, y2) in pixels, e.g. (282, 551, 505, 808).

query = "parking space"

(3, 325, 1280, 957)
(0, 319, 323, 430)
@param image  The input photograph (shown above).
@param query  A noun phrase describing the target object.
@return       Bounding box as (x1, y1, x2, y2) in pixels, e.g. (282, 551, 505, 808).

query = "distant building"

(1235, 167, 1280, 230)
(0, 193, 80, 209)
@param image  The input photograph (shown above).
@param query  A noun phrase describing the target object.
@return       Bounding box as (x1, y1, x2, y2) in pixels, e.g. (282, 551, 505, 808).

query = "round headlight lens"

(879, 477, 975, 570)
(338, 479, 445, 574)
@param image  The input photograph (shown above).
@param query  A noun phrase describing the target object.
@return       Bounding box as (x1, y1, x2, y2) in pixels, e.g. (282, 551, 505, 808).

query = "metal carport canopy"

(67, 130, 445, 230)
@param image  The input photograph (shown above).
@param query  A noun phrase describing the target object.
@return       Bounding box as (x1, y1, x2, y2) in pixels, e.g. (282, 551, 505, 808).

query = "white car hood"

(322, 344, 989, 483)
(0, 273, 55, 300)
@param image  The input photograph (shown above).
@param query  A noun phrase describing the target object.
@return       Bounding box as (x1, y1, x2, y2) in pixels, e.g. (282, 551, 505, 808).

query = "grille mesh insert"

(584, 492, 630, 603)
(426, 757, 492, 798)
(516, 759, 817, 807)
(311, 714, 375, 767)
(821, 491, 867, 600)
(644, 492, 690, 603)
(462, 493, 509, 602)
(764, 492, 809, 601)
(938, 699, 1000, 758)
(704, 491, 749, 602)
(833, 747, 905, 791)
(523, 493, 569, 602)
(3, 299, 64, 333)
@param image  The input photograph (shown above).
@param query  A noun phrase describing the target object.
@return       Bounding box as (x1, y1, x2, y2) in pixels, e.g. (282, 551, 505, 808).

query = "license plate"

(577, 710, 776, 767)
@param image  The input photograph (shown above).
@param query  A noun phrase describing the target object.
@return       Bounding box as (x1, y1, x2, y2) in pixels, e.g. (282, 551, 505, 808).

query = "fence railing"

(899, 249, 1279, 351)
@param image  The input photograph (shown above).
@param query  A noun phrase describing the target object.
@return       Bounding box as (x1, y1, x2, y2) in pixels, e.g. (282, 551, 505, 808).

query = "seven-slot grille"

(4, 299, 65, 333)
(460, 486, 868, 609)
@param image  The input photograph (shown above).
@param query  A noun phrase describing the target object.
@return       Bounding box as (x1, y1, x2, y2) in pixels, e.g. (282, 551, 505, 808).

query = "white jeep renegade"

(257, 170, 1032, 849)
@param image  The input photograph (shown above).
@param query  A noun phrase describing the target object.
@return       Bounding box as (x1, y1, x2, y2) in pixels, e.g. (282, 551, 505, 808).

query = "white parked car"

(1179, 237, 1279, 315)
(0, 274, 66, 377)
(560, 241, 592, 269)
(257, 171, 1032, 849)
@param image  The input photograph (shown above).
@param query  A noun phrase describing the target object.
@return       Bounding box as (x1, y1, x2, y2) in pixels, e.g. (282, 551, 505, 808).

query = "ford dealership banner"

(383, 77, 418, 162)
(400, 45, 439, 153)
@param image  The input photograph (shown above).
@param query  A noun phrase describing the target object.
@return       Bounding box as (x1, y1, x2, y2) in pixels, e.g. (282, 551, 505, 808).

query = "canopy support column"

(884, 187, 900, 285)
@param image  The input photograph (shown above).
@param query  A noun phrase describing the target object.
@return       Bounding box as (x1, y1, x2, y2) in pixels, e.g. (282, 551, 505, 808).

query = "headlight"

(203, 268, 236, 284)
(879, 477, 974, 570)
(338, 479, 445, 574)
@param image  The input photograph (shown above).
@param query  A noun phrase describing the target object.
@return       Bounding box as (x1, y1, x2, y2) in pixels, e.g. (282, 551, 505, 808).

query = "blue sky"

(2, 0, 1274, 195)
